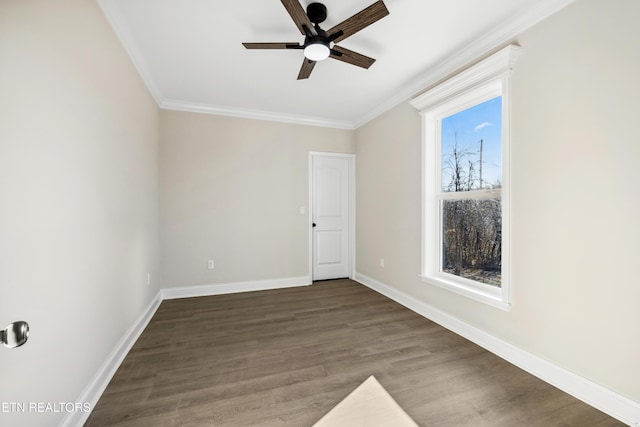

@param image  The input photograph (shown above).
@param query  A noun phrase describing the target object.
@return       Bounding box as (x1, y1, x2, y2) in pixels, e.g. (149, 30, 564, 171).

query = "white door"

(311, 154, 352, 281)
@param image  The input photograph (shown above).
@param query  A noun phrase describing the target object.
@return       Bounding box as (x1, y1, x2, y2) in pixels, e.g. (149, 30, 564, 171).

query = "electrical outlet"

(380, 258, 385, 267)
(208, 260, 215, 270)
(147, 272, 151, 286)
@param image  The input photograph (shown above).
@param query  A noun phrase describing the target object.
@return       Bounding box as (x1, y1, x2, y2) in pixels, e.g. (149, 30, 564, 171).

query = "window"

(410, 45, 521, 310)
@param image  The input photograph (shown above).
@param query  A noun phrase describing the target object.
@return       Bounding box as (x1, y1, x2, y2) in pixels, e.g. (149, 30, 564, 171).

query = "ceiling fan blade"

(281, 0, 317, 37)
(330, 45, 376, 69)
(326, 0, 389, 44)
(297, 59, 316, 80)
(242, 42, 302, 49)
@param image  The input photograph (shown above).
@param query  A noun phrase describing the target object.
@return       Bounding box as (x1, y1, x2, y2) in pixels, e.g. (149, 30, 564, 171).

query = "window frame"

(410, 45, 521, 311)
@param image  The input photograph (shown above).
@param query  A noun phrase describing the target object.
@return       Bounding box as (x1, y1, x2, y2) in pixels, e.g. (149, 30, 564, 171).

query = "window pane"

(441, 97, 502, 192)
(441, 198, 501, 286)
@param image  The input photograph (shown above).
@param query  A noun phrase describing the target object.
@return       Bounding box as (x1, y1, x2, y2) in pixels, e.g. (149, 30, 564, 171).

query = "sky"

(441, 96, 502, 191)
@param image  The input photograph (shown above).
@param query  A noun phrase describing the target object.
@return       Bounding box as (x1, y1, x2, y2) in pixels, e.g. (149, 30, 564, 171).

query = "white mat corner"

(313, 375, 418, 427)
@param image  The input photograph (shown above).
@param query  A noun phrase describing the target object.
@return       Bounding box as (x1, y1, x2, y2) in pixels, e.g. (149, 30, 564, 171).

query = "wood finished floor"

(85, 279, 622, 426)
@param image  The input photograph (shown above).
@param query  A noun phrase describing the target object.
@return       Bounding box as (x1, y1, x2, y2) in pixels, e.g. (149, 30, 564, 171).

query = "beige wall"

(3, 0, 638, 425)
(0, 1, 160, 426)
(159, 111, 355, 288)
(356, 0, 640, 403)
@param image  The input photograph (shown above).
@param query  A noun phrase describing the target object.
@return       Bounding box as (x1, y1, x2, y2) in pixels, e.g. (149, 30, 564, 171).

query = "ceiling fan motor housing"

(307, 3, 327, 24)
(303, 5, 330, 59)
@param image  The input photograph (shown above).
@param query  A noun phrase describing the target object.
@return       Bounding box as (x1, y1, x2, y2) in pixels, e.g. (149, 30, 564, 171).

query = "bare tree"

(442, 137, 501, 285)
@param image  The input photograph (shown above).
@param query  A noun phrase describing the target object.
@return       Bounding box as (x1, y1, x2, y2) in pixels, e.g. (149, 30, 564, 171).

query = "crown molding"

(97, 0, 163, 105)
(160, 99, 355, 130)
(99, 0, 574, 131)
(353, 0, 575, 128)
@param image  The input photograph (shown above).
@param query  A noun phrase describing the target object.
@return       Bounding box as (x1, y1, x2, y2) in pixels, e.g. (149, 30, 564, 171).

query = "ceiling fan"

(242, 0, 389, 80)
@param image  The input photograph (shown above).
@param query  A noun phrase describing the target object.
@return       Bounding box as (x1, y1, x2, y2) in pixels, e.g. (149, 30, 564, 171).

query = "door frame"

(308, 151, 356, 281)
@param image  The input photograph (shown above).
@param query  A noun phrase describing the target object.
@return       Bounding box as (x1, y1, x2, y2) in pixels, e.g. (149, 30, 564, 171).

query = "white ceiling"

(98, 0, 573, 129)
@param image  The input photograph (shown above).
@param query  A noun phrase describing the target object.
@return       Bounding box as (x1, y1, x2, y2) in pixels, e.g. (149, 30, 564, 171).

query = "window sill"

(420, 274, 511, 311)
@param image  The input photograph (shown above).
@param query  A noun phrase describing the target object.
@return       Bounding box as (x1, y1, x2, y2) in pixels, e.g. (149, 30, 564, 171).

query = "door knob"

(1, 321, 29, 348)
(312, 223, 317, 227)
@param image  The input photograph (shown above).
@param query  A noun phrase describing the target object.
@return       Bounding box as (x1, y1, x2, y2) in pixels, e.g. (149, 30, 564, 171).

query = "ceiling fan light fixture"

(304, 42, 330, 61)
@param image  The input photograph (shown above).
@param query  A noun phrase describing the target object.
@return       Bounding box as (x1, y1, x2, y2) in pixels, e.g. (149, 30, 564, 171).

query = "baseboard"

(161, 275, 312, 300)
(353, 272, 640, 427)
(63, 276, 311, 426)
(60, 292, 163, 427)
